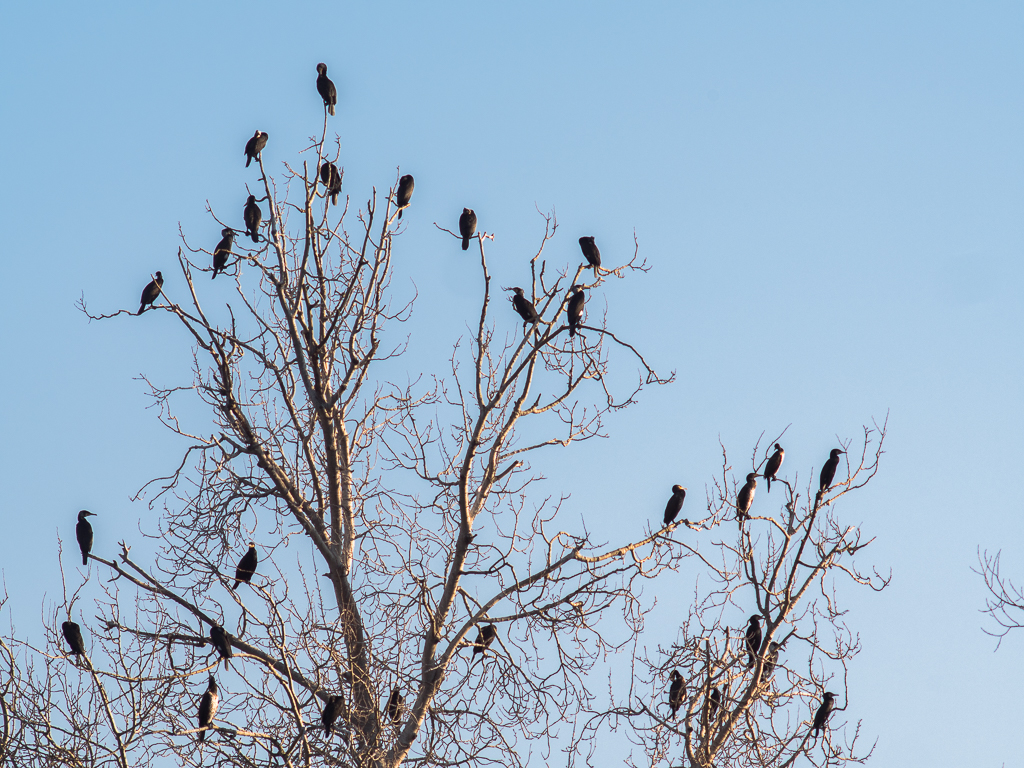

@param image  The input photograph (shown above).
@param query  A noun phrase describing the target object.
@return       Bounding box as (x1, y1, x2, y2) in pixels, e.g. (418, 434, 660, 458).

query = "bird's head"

(672, 484, 686, 493)
(317, 63, 327, 75)
(749, 614, 761, 623)
(253, 129, 261, 137)
(464, 207, 473, 215)
(400, 174, 413, 184)
(247, 194, 256, 203)
(154, 271, 162, 280)
(248, 541, 256, 549)
(831, 449, 845, 458)
(774, 443, 783, 451)
(746, 472, 760, 481)
(510, 287, 524, 297)
(670, 669, 682, 681)
(78, 510, 95, 520)
(222, 227, 234, 237)
(208, 674, 217, 687)
(579, 236, 594, 245)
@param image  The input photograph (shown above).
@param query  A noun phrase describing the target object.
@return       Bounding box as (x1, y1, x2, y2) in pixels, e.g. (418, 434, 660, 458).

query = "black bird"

(197, 675, 219, 742)
(396, 175, 414, 219)
(668, 670, 685, 718)
(736, 473, 759, 521)
(473, 623, 497, 656)
(744, 615, 762, 669)
(212, 228, 234, 279)
(232, 542, 258, 590)
(761, 641, 782, 682)
(75, 510, 95, 565)
(510, 287, 539, 330)
(244, 130, 268, 167)
(663, 485, 687, 527)
(61, 620, 86, 656)
(579, 236, 601, 276)
(209, 625, 232, 667)
(819, 449, 845, 493)
(567, 285, 585, 337)
(386, 687, 404, 723)
(138, 272, 163, 314)
(459, 208, 477, 250)
(316, 63, 337, 116)
(322, 694, 343, 735)
(764, 443, 784, 494)
(244, 195, 262, 243)
(319, 161, 341, 206)
(708, 686, 722, 721)
(812, 691, 835, 736)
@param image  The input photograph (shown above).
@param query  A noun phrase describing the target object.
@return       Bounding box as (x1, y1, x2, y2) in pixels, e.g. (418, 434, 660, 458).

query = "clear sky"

(1, 2, 1022, 765)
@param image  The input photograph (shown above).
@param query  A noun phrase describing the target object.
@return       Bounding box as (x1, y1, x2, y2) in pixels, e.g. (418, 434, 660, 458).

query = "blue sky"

(1, 2, 1022, 765)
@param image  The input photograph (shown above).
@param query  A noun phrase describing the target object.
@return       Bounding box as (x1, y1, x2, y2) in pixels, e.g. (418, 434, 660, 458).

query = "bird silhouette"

(244, 130, 268, 167)
(567, 285, 585, 337)
(579, 236, 601, 276)
(197, 675, 218, 742)
(212, 228, 234, 279)
(244, 195, 262, 243)
(138, 272, 163, 314)
(812, 691, 835, 736)
(744, 615, 762, 669)
(316, 63, 337, 116)
(396, 175, 414, 218)
(764, 443, 784, 493)
(62, 621, 86, 656)
(459, 208, 477, 250)
(736, 473, 759, 521)
(668, 670, 685, 718)
(663, 485, 686, 527)
(75, 510, 95, 565)
(232, 543, 258, 590)
(819, 449, 845, 493)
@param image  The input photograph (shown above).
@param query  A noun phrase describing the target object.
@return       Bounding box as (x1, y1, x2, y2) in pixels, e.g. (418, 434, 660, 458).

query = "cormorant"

(579, 236, 601, 276)
(138, 272, 163, 315)
(819, 449, 845, 493)
(736, 473, 759, 521)
(744, 615, 762, 669)
(61, 620, 86, 656)
(812, 691, 835, 736)
(761, 641, 782, 682)
(232, 542, 258, 590)
(209, 624, 232, 667)
(244, 195, 262, 243)
(386, 687, 404, 723)
(473, 623, 497, 656)
(708, 686, 721, 721)
(212, 228, 234, 279)
(197, 675, 218, 742)
(765, 443, 784, 494)
(510, 287, 539, 330)
(244, 130, 268, 167)
(322, 694, 343, 735)
(396, 175, 414, 219)
(567, 285, 585, 337)
(668, 670, 685, 718)
(316, 63, 337, 116)
(76, 510, 95, 565)
(663, 485, 686, 527)
(319, 161, 341, 206)
(459, 208, 477, 250)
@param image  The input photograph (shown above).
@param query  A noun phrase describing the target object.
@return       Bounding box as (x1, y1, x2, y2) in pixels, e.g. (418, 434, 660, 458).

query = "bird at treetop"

(510, 287, 539, 329)
(579, 236, 601, 276)
(663, 485, 686, 527)
(764, 443, 784, 493)
(812, 691, 835, 736)
(75, 510, 95, 565)
(319, 161, 341, 206)
(138, 272, 163, 315)
(61, 620, 86, 656)
(212, 228, 234, 279)
(459, 208, 477, 250)
(668, 670, 685, 718)
(819, 449, 845, 493)
(386, 687, 405, 723)
(209, 625, 232, 667)
(396, 175, 414, 219)
(708, 686, 722, 720)
(197, 675, 219, 742)
(744, 615, 762, 669)
(232, 542, 258, 590)
(316, 63, 337, 115)
(322, 694, 343, 735)
(736, 473, 759, 521)
(567, 285, 586, 337)
(244, 130, 268, 168)
(244, 195, 262, 243)
(473, 623, 497, 656)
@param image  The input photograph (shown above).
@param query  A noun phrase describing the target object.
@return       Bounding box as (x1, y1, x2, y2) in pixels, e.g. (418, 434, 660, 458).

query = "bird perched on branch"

(138, 272, 163, 314)
(708, 686, 722, 721)
(209, 625, 232, 667)
(75, 510, 95, 565)
(473, 623, 497, 656)
(197, 675, 218, 742)
(244, 195, 262, 243)
(812, 691, 835, 736)
(736, 473, 759, 522)
(744, 615, 762, 669)
(459, 208, 477, 250)
(510, 287, 539, 330)
(386, 687, 405, 723)
(316, 63, 337, 116)
(244, 130, 268, 167)
(62, 620, 86, 656)
(761, 641, 782, 683)
(579, 236, 601, 276)
(764, 443, 784, 493)
(567, 285, 585, 337)
(819, 449, 845, 493)
(232, 542, 258, 590)
(319, 161, 341, 206)
(668, 670, 685, 718)
(322, 694, 343, 735)
(663, 485, 686, 527)
(212, 228, 234, 279)
(396, 175, 414, 219)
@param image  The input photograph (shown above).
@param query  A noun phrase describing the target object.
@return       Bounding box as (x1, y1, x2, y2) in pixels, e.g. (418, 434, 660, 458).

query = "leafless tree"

(976, 549, 1024, 646)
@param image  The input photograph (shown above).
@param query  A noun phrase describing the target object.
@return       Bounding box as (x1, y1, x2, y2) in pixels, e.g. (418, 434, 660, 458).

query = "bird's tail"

(766, 477, 771, 493)
(462, 237, 470, 250)
(199, 730, 206, 743)
(138, 305, 146, 315)
(398, 209, 403, 220)
(329, 104, 336, 116)
(250, 232, 260, 243)
(82, 553, 88, 565)
(232, 580, 241, 590)
(246, 156, 252, 168)
(332, 191, 339, 206)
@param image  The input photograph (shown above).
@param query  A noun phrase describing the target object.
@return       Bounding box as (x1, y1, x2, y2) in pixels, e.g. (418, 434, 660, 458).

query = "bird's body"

(244, 195, 262, 243)
(708, 686, 722, 721)
(473, 623, 497, 656)
(209, 625, 232, 667)
(663, 485, 687, 527)
(668, 670, 685, 718)
(510, 287, 539, 329)
(745, 615, 762, 669)
(198, 675, 218, 742)
(567, 285, 585, 337)
(812, 692, 835, 736)
(316, 63, 337, 115)
(736, 473, 759, 521)
(62, 621, 86, 656)
(765, 444, 784, 494)
(579, 236, 601, 275)
(819, 449, 845, 493)
(319, 161, 341, 206)
(75, 510, 95, 565)
(386, 687, 404, 723)
(322, 694, 343, 735)
(212, 228, 234, 279)
(244, 130, 268, 167)
(459, 208, 477, 250)
(138, 272, 163, 314)
(232, 543, 258, 590)
(396, 175, 414, 219)
(761, 641, 782, 682)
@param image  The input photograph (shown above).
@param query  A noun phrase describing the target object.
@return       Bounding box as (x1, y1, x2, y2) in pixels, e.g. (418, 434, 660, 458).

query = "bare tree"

(976, 550, 1024, 646)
